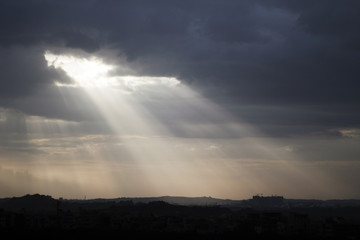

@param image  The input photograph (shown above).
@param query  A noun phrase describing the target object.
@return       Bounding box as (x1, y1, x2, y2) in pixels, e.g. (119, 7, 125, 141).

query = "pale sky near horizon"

(1, 0, 360, 200)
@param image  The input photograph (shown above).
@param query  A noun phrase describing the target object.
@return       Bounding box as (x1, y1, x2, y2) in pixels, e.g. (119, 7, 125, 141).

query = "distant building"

(250, 195, 284, 209)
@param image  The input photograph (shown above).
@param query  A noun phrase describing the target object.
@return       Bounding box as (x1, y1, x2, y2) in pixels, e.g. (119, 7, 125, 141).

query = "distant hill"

(1, 194, 360, 212)
(115, 196, 239, 206)
(0, 194, 57, 213)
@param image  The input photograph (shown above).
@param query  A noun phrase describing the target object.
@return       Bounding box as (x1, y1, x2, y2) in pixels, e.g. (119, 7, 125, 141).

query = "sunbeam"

(2, 50, 347, 200)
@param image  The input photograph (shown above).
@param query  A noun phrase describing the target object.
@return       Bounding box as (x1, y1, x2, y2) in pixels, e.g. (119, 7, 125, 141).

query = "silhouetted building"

(250, 195, 284, 209)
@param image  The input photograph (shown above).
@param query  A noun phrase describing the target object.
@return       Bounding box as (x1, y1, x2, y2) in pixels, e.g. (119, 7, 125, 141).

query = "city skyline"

(1, 0, 360, 200)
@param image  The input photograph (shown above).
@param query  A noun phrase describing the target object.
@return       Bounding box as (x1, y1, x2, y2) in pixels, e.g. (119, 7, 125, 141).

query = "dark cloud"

(0, 0, 359, 137)
(0, 46, 57, 98)
(0, 46, 100, 122)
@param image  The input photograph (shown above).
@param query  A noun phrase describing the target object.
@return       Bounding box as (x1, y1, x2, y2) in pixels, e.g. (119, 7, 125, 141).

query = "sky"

(1, 0, 360, 200)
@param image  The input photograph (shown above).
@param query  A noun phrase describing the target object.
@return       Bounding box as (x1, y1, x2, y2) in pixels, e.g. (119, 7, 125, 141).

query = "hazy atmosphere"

(1, 0, 360, 200)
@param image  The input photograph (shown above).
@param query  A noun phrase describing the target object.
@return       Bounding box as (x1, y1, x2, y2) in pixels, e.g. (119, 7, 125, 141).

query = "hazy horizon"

(1, 1, 360, 200)
(3, 193, 360, 202)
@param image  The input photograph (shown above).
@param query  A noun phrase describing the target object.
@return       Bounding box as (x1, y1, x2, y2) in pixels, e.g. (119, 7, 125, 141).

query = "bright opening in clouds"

(44, 51, 180, 91)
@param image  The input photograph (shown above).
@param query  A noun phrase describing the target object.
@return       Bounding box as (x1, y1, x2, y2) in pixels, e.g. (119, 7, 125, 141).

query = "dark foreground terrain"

(1, 194, 360, 239)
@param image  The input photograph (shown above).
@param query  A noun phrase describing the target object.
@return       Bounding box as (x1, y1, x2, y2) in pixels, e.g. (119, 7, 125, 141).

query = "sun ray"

(39, 50, 351, 199)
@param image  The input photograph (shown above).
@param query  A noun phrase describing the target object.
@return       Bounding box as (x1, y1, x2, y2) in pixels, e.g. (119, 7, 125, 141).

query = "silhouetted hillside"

(112, 196, 238, 206)
(0, 194, 57, 213)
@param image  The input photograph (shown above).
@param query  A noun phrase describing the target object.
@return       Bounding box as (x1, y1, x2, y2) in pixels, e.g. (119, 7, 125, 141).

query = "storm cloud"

(0, 0, 359, 137)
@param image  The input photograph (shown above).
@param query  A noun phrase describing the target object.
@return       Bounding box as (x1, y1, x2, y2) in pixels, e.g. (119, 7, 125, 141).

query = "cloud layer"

(1, 0, 359, 137)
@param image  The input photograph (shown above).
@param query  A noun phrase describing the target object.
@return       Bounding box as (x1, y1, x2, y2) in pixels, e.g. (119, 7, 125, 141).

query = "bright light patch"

(338, 128, 360, 138)
(44, 51, 180, 90)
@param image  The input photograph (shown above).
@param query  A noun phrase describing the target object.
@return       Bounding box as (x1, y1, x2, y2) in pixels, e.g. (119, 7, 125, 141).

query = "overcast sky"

(1, 0, 360, 199)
